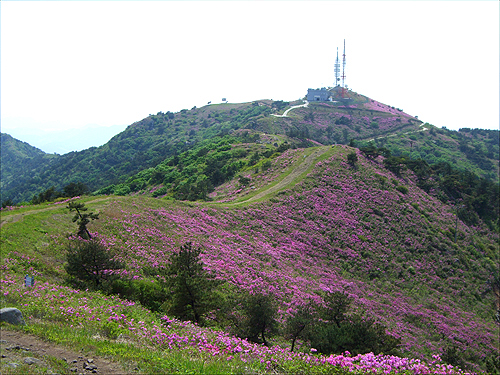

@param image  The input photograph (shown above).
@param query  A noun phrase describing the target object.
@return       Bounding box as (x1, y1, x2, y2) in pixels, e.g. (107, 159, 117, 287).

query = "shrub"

(231, 292, 278, 346)
(308, 292, 401, 356)
(65, 238, 124, 291)
(396, 186, 409, 194)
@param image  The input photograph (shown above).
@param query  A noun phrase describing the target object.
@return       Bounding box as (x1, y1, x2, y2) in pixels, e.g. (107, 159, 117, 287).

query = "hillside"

(0, 134, 60, 203)
(1, 145, 498, 373)
(2, 89, 498, 205)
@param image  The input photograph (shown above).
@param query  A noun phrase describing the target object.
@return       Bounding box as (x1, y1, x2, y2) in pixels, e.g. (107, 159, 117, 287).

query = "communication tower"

(341, 39, 347, 98)
(334, 47, 341, 87)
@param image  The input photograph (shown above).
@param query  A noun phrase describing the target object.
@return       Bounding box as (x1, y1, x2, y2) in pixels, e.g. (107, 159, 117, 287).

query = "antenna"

(334, 47, 341, 87)
(341, 39, 347, 98)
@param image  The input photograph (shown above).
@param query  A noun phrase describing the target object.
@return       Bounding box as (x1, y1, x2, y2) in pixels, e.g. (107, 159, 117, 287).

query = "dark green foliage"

(285, 302, 317, 352)
(335, 116, 351, 125)
(163, 242, 220, 325)
(347, 151, 358, 167)
(110, 279, 167, 312)
(31, 186, 60, 204)
(67, 201, 99, 239)
(65, 238, 124, 290)
(308, 292, 401, 356)
(232, 293, 278, 346)
(359, 144, 380, 160)
(63, 182, 89, 197)
(396, 185, 409, 194)
(272, 100, 289, 111)
(239, 175, 251, 186)
(485, 354, 500, 375)
(1, 198, 14, 208)
(321, 292, 352, 328)
(383, 156, 406, 177)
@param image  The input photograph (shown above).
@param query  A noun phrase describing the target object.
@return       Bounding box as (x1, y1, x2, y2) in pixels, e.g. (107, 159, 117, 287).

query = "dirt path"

(0, 197, 113, 229)
(271, 101, 309, 118)
(232, 146, 328, 205)
(0, 328, 128, 374)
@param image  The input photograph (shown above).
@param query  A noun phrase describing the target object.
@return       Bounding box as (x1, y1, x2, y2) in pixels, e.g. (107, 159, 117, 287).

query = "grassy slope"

(1, 145, 498, 373)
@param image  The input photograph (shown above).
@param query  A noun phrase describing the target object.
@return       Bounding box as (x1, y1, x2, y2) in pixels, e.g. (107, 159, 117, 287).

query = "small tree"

(67, 201, 99, 239)
(347, 151, 358, 168)
(163, 242, 219, 325)
(63, 182, 89, 197)
(285, 302, 317, 352)
(65, 238, 124, 290)
(308, 291, 401, 356)
(233, 292, 278, 346)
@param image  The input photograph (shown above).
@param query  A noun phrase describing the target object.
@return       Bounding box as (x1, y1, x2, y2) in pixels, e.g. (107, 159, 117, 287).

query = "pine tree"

(67, 201, 99, 239)
(65, 238, 123, 290)
(164, 242, 219, 325)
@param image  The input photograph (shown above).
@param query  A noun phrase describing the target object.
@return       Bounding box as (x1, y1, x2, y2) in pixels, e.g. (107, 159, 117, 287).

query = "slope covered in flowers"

(0, 273, 470, 374)
(70, 146, 498, 371)
(1, 145, 497, 372)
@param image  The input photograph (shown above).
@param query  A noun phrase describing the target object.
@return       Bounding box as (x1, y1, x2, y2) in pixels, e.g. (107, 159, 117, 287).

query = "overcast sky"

(1, 1, 499, 148)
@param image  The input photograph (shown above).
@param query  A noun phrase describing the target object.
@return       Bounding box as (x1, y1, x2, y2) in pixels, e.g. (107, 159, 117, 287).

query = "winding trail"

(0, 197, 113, 228)
(231, 146, 328, 205)
(271, 101, 309, 118)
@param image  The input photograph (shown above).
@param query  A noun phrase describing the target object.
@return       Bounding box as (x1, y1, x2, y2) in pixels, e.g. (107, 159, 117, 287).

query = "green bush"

(65, 238, 124, 291)
(396, 185, 409, 194)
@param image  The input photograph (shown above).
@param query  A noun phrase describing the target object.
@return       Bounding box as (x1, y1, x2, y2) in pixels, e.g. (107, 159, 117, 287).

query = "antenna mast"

(334, 47, 341, 87)
(341, 39, 347, 98)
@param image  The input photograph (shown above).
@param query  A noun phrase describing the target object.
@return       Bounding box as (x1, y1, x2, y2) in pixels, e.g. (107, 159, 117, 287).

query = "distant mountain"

(0, 134, 59, 201)
(1, 89, 498, 204)
(3, 124, 129, 154)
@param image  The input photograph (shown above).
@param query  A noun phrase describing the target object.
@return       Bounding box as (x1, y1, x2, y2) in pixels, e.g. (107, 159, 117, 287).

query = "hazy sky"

(1, 1, 499, 143)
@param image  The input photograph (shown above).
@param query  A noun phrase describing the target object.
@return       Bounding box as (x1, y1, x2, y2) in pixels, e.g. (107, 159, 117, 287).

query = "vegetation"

(1, 91, 499, 373)
(161, 242, 220, 325)
(65, 237, 124, 290)
(359, 143, 499, 230)
(67, 201, 99, 239)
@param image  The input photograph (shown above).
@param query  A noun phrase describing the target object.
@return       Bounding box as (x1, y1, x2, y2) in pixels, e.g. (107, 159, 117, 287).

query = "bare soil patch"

(0, 328, 129, 374)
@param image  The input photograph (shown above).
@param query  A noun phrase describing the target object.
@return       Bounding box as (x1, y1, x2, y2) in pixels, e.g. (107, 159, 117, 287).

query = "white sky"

(1, 1, 499, 140)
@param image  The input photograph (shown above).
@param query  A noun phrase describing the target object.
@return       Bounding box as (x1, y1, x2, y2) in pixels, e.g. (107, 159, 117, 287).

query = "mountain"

(0, 134, 60, 201)
(0, 145, 498, 372)
(1, 89, 498, 205)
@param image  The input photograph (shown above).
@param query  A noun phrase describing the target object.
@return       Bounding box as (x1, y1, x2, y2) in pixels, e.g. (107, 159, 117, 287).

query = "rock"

(70, 367, 78, 372)
(23, 357, 41, 365)
(0, 308, 26, 326)
(7, 362, 19, 368)
(87, 358, 94, 363)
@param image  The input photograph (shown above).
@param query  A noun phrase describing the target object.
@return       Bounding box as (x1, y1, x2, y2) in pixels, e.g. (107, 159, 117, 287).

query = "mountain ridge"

(1, 90, 498, 205)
